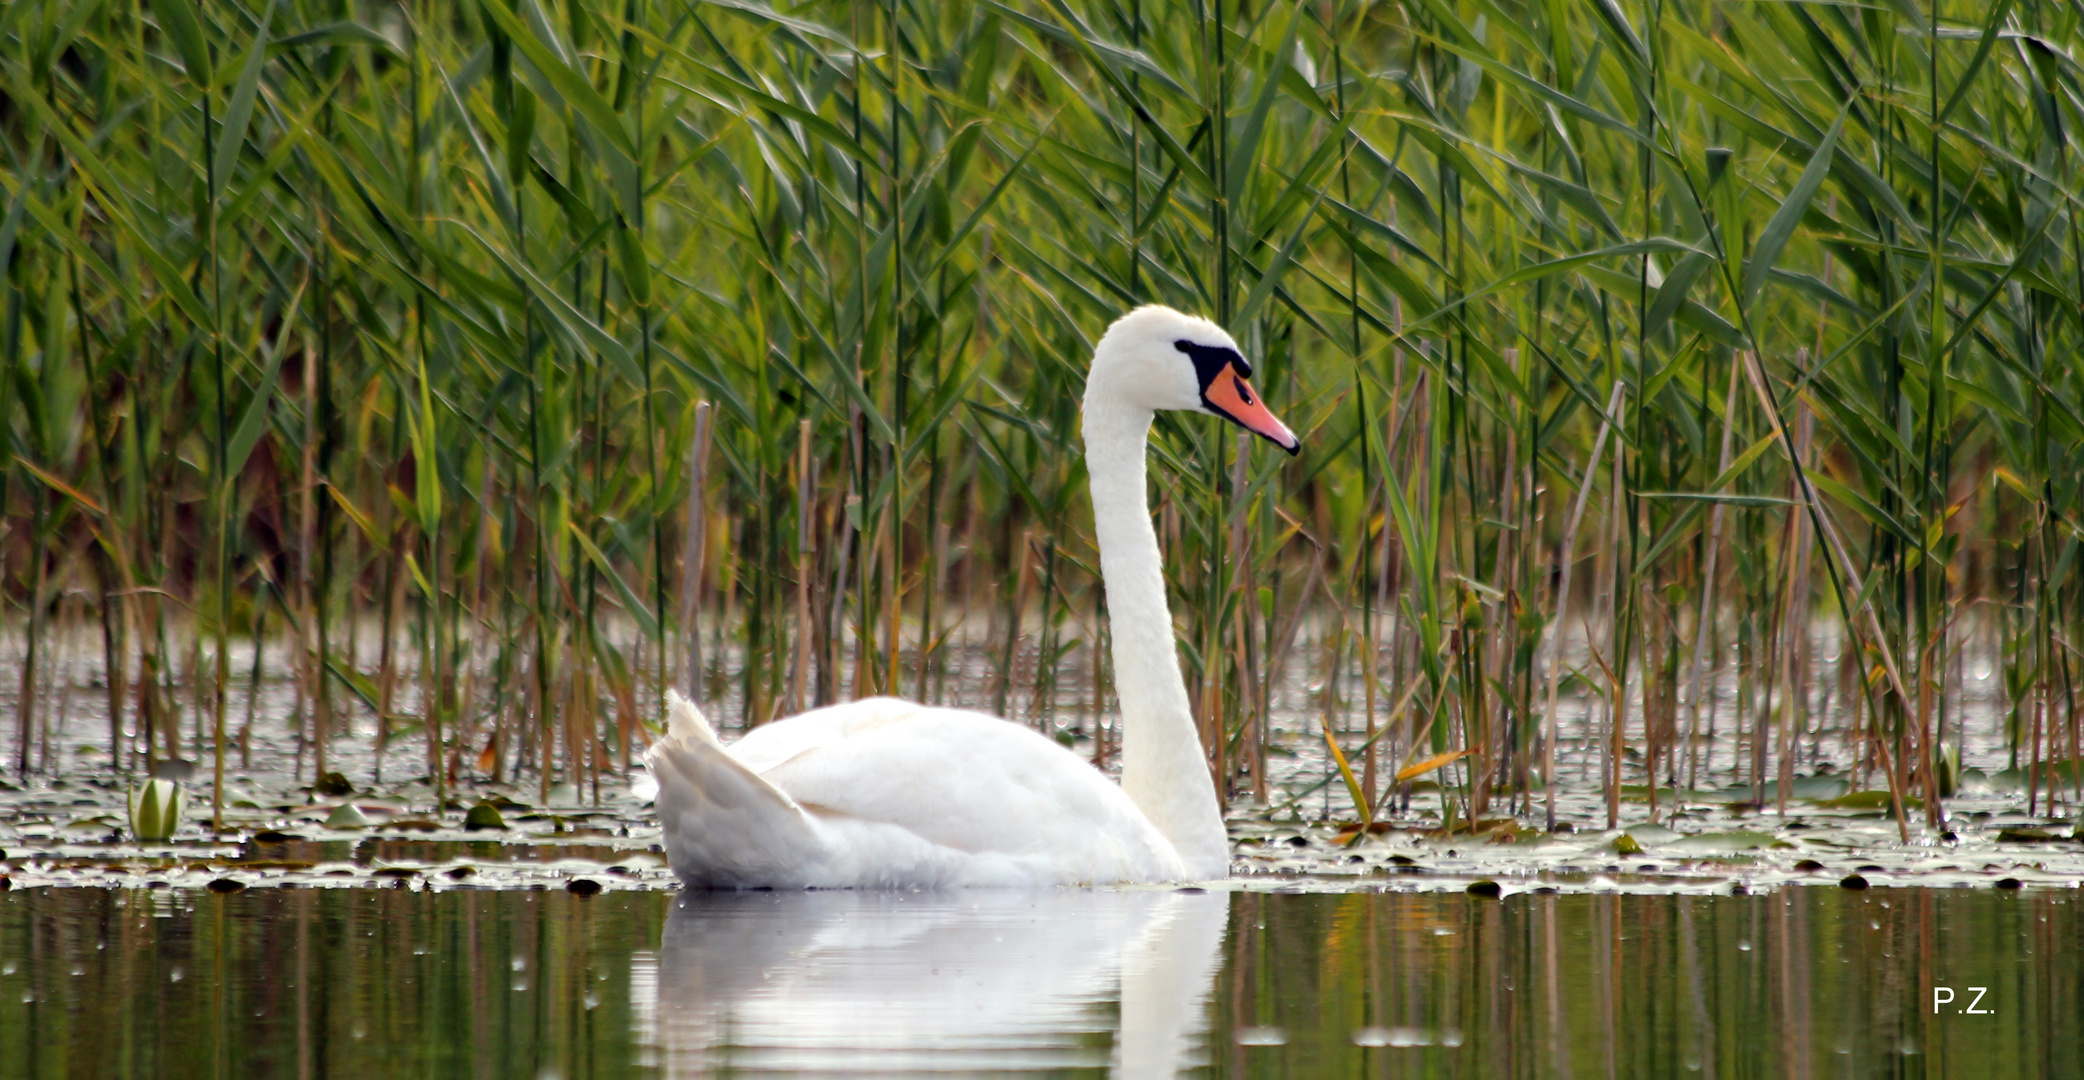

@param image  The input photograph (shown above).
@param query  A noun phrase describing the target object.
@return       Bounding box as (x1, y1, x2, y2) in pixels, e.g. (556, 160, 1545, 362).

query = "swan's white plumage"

(649, 692, 1183, 887)
(648, 305, 1285, 888)
(663, 689, 721, 745)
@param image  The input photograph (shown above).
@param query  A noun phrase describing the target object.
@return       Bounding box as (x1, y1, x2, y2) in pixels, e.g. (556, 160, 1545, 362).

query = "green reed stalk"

(203, 38, 226, 832)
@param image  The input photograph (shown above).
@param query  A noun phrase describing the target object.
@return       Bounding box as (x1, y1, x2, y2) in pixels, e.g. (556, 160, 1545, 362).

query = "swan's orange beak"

(1204, 365, 1299, 455)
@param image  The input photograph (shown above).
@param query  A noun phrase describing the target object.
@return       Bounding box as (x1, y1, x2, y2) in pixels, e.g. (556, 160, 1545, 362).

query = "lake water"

(2, 884, 2074, 1078)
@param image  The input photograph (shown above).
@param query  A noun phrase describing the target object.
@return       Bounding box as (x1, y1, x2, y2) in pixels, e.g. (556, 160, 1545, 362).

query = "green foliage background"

(0, 0, 2078, 826)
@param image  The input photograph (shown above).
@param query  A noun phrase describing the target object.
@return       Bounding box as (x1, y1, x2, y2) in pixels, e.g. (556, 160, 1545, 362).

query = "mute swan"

(646, 305, 1299, 887)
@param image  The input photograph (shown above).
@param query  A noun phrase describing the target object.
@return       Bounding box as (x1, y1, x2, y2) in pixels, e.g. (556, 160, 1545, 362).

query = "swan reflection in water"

(634, 887, 1227, 1076)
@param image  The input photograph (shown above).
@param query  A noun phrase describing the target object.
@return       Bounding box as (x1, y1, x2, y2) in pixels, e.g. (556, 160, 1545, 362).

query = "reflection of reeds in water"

(0, 887, 671, 1076)
(1212, 889, 2083, 1076)
(0, 1, 2078, 828)
(4, 888, 2077, 1076)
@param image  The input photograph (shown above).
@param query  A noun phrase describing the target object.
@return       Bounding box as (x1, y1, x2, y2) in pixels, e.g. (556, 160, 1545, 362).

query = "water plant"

(128, 777, 185, 842)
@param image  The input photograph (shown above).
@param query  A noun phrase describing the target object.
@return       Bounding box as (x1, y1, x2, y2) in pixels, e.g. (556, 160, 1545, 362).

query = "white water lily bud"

(129, 779, 185, 842)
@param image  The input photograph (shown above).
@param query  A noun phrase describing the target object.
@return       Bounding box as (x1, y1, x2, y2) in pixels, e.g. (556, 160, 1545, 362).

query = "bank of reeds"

(0, 0, 2078, 833)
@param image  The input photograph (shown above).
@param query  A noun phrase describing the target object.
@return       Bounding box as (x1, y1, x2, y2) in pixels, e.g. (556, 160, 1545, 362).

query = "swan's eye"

(1173, 340, 1252, 385)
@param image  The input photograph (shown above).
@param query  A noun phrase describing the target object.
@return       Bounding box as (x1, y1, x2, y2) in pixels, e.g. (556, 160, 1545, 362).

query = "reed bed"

(0, 0, 2078, 835)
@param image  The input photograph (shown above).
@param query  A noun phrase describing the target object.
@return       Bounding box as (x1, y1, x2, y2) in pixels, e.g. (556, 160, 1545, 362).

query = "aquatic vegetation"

(0, 0, 2077, 842)
(126, 778, 183, 842)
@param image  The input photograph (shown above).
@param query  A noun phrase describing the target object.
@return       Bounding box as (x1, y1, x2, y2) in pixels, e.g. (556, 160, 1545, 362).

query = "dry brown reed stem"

(1314, 571, 1372, 829)
(1738, 351, 1914, 837)
(1778, 399, 1818, 815)
(680, 403, 713, 704)
(375, 537, 404, 782)
(1542, 382, 1625, 830)
(1229, 431, 1260, 801)
(1775, 458, 1802, 816)
(791, 419, 814, 717)
(1684, 359, 1743, 792)
(1361, 556, 1380, 814)
(297, 335, 318, 780)
(998, 528, 1032, 724)
(1601, 425, 1627, 831)
(14, 513, 42, 778)
(883, 502, 902, 701)
(829, 493, 858, 707)
(924, 517, 950, 705)
(1090, 609, 1110, 769)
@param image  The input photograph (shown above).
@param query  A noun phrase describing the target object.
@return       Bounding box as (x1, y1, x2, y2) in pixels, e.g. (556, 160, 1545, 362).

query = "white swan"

(645, 305, 1299, 887)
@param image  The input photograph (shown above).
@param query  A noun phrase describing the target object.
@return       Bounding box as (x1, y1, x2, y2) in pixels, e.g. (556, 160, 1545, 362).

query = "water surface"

(1, 885, 2074, 1078)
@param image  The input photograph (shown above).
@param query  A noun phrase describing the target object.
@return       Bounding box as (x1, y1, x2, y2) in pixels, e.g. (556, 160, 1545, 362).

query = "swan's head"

(1088, 305, 1300, 454)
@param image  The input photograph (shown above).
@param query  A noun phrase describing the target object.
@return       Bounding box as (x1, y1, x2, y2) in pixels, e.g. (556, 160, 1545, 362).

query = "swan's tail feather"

(647, 710, 829, 887)
(663, 688, 720, 746)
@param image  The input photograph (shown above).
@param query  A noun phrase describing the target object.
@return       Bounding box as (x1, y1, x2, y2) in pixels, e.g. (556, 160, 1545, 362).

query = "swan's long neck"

(1083, 396, 1228, 878)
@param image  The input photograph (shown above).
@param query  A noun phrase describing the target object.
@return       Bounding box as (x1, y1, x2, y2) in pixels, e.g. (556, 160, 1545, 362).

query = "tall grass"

(0, 0, 2078, 829)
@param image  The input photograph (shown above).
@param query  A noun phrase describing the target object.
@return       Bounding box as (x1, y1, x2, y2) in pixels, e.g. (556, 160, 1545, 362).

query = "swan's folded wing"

(722, 696, 921, 774)
(755, 705, 1175, 877)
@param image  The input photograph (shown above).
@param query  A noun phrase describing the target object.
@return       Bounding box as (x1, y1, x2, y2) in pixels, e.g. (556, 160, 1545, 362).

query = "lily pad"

(324, 804, 372, 829)
(1984, 760, 2081, 792)
(1695, 776, 1849, 803)
(1667, 831, 1776, 855)
(1790, 776, 1851, 800)
(1816, 790, 1923, 811)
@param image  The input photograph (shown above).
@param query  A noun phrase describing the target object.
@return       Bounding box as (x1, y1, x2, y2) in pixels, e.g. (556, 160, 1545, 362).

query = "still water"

(1, 884, 2075, 1078)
